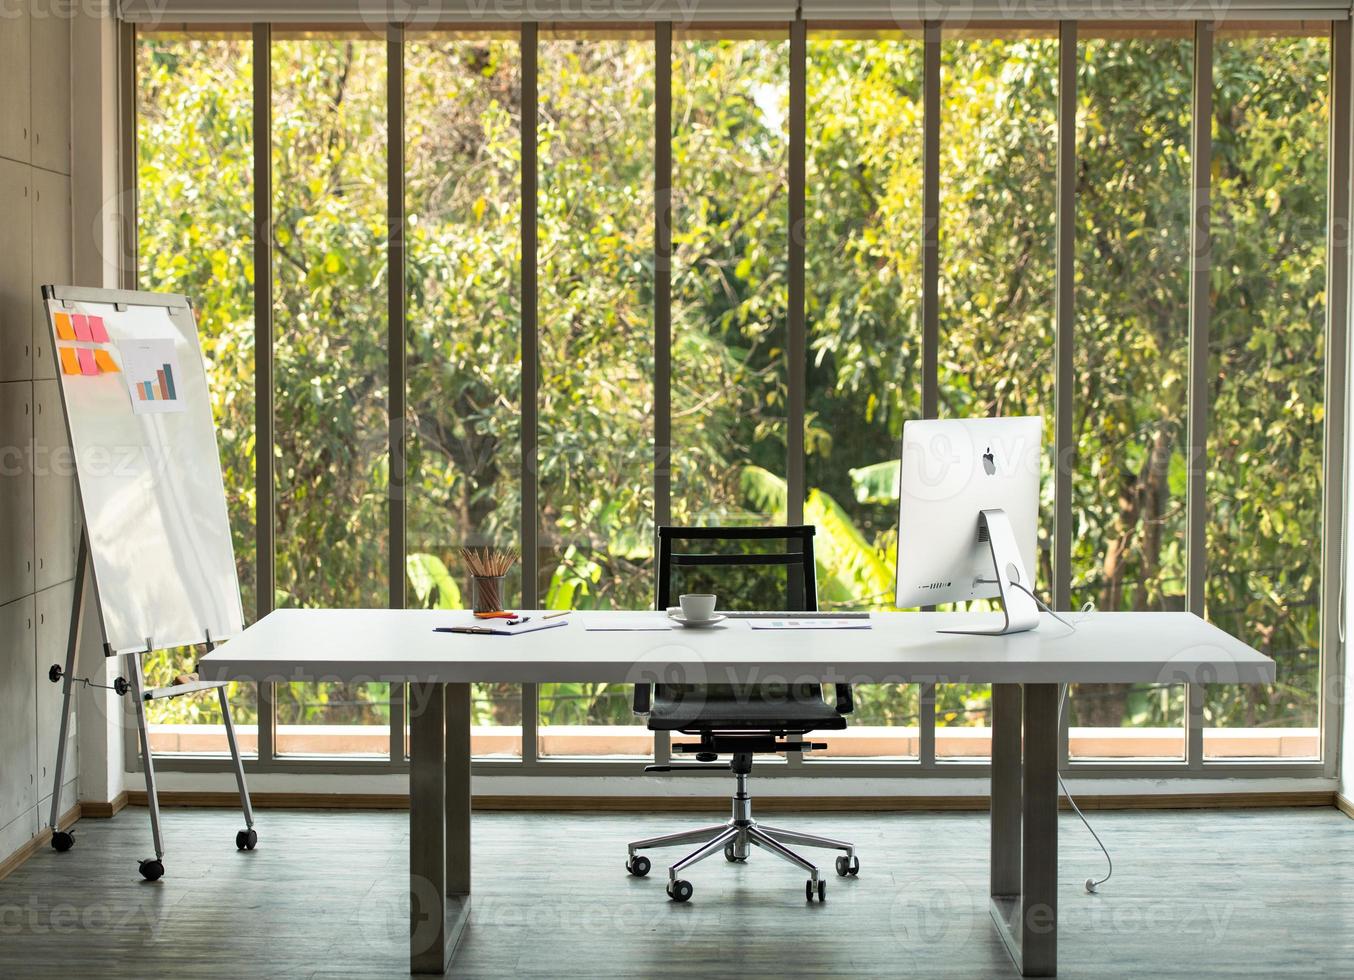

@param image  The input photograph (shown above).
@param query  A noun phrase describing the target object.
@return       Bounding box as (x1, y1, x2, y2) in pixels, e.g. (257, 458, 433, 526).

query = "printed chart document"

(748, 619, 872, 630)
(117, 338, 187, 415)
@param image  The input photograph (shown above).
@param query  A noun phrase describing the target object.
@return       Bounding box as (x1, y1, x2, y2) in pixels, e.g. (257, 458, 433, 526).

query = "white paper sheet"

(748, 619, 872, 630)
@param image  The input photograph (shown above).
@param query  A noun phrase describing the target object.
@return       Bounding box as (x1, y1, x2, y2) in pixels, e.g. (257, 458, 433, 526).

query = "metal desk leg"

(990, 682, 1058, 977)
(990, 684, 1022, 899)
(410, 682, 468, 974)
(445, 683, 472, 898)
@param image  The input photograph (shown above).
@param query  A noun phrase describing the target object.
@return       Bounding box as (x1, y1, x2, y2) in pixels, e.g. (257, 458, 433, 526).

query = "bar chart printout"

(117, 338, 187, 416)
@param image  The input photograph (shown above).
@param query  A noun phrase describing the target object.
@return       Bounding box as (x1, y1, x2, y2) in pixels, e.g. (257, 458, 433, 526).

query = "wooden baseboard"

(80, 791, 129, 819)
(125, 789, 1337, 813)
(1337, 793, 1354, 820)
(0, 804, 81, 882)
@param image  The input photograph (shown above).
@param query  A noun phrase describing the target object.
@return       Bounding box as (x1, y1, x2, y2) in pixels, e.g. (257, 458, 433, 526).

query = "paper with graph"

(117, 338, 186, 414)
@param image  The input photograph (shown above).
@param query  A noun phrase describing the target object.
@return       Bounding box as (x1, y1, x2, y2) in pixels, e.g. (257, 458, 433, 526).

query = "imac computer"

(895, 416, 1044, 635)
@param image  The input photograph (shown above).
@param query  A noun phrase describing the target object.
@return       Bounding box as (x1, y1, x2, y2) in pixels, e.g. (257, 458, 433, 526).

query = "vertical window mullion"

(1186, 21, 1214, 770)
(387, 24, 407, 765)
(1054, 21, 1078, 767)
(787, 20, 806, 528)
(1319, 20, 1351, 775)
(521, 24, 540, 765)
(655, 23, 673, 768)
(252, 22, 276, 766)
(919, 22, 940, 770)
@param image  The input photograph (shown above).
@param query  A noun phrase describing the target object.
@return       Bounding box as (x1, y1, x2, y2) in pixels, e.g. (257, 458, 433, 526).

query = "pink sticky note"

(76, 348, 98, 376)
(71, 314, 92, 341)
(87, 315, 109, 343)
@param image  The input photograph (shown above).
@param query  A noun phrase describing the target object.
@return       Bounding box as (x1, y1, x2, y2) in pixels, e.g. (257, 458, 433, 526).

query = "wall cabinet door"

(33, 379, 76, 590)
(0, 2, 31, 164)
(0, 382, 34, 605)
(0, 159, 33, 381)
(31, 169, 70, 381)
(29, 7, 70, 175)
(35, 581, 76, 821)
(0, 596, 37, 830)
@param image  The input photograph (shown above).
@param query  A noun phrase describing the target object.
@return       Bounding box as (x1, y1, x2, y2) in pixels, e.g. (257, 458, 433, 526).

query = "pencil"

(543, 610, 570, 620)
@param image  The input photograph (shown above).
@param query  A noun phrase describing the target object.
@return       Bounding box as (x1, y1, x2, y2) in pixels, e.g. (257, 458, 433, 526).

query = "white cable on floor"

(1006, 580, 1114, 893)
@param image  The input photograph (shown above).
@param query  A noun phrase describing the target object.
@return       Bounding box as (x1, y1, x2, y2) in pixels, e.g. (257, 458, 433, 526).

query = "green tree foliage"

(135, 30, 1328, 736)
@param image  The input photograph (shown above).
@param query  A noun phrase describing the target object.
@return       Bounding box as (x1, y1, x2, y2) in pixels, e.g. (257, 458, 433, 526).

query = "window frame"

(125, 17, 1350, 783)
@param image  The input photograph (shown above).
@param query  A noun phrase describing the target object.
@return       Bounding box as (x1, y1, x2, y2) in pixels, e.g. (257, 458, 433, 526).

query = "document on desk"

(748, 619, 872, 630)
(434, 618, 568, 637)
(584, 614, 674, 632)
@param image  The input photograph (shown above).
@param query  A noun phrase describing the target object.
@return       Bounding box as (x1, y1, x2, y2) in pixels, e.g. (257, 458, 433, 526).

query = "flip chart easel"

(41, 284, 256, 881)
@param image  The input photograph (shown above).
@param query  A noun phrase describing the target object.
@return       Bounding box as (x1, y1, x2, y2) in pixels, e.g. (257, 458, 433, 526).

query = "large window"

(535, 30, 655, 757)
(935, 28, 1059, 759)
(405, 31, 524, 758)
(133, 20, 1340, 776)
(1204, 28, 1329, 759)
(1069, 28, 1194, 760)
(804, 29, 925, 758)
(671, 32, 789, 534)
(136, 33, 258, 755)
(270, 34, 391, 757)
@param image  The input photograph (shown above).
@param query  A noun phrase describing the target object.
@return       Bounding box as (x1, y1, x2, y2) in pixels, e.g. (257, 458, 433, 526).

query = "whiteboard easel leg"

(217, 684, 255, 834)
(127, 650, 166, 879)
(47, 532, 89, 851)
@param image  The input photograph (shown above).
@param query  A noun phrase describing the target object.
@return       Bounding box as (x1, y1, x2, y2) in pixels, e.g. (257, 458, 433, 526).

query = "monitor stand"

(937, 508, 1041, 636)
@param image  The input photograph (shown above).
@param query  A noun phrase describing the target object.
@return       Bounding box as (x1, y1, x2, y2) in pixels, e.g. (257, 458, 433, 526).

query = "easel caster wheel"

(625, 854, 650, 877)
(236, 829, 257, 850)
(50, 830, 74, 852)
(806, 879, 826, 902)
(666, 879, 693, 902)
(139, 859, 165, 881)
(835, 855, 860, 877)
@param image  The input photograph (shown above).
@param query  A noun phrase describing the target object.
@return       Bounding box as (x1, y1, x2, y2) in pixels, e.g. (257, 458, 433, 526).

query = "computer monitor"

(894, 416, 1043, 635)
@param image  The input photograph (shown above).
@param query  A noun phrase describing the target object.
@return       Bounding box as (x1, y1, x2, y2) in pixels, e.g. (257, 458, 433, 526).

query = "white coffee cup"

(677, 593, 717, 622)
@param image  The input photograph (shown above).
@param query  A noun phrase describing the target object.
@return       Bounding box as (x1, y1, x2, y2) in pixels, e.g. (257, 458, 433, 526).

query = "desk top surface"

(198, 609, 1275, 687)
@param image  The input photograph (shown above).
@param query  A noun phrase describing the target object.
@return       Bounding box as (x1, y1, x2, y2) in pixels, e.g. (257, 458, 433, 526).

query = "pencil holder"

(472, 575, 505, 614)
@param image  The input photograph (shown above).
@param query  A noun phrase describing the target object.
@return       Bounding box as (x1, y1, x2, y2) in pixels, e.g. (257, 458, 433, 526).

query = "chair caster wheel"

(806, 878, 826, 902)
(50, 830, 74, 852)
(139, 859, 165, 882)
(667, 879, 693, 902)
(626, 855, 651, 877)
(723, 842, 745, 863)
(236, 829, 257, 851)
(835, 855, 860, 877)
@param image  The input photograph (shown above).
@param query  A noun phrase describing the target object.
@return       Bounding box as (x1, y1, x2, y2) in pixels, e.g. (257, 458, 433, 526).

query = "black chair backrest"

(656, 525, 817, 614)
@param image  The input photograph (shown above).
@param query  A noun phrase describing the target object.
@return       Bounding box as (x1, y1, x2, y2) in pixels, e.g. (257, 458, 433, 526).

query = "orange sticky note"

(58, 347, 80, 375)
(54, 313, 75, 340)
(88, 315, 110, 343)
(93, 349, 119, 373)
(76, 348, 98, 376)
(72, 314, 91, 341)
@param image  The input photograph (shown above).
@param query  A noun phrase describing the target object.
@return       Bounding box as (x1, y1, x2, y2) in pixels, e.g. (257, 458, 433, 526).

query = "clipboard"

(434, 618, 568, 637)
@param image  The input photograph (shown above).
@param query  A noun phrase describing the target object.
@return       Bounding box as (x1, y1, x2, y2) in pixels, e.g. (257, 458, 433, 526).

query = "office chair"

(625, 525, 859, 904)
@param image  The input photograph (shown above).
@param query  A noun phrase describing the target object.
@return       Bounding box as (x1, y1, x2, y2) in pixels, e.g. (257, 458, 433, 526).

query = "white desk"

(201, 609, 1274, 977)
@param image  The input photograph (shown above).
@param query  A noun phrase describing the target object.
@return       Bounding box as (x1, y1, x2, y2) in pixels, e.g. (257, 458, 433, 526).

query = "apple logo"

(982, 448, 996, 475)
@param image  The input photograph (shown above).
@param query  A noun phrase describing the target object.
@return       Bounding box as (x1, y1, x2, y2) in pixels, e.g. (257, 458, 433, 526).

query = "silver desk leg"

(990, 682, 1058, 977)
(409, 683, 470, 974)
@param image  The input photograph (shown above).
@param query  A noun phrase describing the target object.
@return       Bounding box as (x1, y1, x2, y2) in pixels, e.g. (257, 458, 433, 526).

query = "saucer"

(668, 612, 728, 628)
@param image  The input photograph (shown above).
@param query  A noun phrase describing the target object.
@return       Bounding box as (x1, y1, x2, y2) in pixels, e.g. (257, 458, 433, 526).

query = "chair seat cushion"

(648, 683, 847, 732)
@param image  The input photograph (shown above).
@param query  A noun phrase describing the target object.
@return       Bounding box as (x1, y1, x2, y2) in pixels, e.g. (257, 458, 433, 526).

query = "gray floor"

(1, 805, 1352, 978)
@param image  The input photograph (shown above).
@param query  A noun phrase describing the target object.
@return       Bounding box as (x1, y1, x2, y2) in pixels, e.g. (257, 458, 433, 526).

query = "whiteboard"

(42, 285, 244, 654)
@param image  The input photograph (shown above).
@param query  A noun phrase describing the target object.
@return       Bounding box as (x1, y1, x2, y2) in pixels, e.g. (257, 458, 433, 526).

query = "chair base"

(626, 770, 857, 900)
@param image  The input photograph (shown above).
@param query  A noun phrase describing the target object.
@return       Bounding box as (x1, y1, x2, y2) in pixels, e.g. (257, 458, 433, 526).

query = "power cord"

(1000, 581, 1113, 893)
